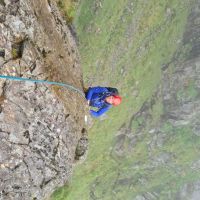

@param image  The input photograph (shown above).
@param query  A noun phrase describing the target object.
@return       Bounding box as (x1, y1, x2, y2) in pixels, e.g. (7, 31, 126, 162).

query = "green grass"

(51, 0, 196, 199)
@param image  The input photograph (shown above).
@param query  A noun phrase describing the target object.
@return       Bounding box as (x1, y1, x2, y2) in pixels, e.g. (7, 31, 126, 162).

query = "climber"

(85, 86, 122, 117)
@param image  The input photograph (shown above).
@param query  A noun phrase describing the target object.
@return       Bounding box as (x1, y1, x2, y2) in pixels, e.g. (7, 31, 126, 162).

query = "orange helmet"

(112, 95, 122, 106)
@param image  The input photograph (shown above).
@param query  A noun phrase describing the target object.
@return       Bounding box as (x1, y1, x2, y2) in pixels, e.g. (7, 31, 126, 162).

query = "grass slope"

(51, 0, 197, 199)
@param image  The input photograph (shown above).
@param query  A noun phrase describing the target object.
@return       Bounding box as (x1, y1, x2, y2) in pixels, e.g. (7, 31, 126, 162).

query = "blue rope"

(0, 75, 85, 98)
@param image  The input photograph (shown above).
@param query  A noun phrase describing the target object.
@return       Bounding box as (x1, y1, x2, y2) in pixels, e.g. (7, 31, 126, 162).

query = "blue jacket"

(86, 86, 112, 117)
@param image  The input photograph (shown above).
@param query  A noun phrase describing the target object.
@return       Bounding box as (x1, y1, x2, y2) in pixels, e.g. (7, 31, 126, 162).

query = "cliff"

(0, 0, 88, 199)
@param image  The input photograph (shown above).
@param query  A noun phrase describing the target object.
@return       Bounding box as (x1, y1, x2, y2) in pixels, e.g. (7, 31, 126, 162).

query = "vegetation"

(51, 0, 198, 199)
(56, 0, 80, 23)
(0, 0, 5, 6)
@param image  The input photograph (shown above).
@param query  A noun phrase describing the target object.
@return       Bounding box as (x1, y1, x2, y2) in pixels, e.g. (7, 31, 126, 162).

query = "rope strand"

(0, 75, 85, 98)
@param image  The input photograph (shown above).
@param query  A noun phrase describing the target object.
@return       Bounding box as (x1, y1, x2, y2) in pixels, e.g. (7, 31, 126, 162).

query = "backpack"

(106, 87, 119, 96)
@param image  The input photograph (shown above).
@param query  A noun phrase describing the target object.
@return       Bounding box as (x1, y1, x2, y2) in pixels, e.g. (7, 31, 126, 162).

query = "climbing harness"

(0, 75, 85, 98)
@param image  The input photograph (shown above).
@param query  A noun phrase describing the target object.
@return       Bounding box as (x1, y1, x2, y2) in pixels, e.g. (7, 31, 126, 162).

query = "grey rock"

(151, 152, 172, 167)
(191, 159, 200, 171)
(135, 192, 158, 200)
(176, 181, 200, 200)
(0, 0, 89, 199)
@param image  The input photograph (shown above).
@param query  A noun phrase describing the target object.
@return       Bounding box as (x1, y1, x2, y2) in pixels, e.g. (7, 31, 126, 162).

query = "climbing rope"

(0, 75, 85, 98)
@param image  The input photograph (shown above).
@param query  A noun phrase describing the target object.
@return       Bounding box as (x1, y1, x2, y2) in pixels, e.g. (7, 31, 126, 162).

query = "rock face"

(0, 0, 88, 199)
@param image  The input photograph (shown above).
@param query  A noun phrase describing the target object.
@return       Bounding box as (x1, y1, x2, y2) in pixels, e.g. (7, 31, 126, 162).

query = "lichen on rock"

(0, 0, 89, 199)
